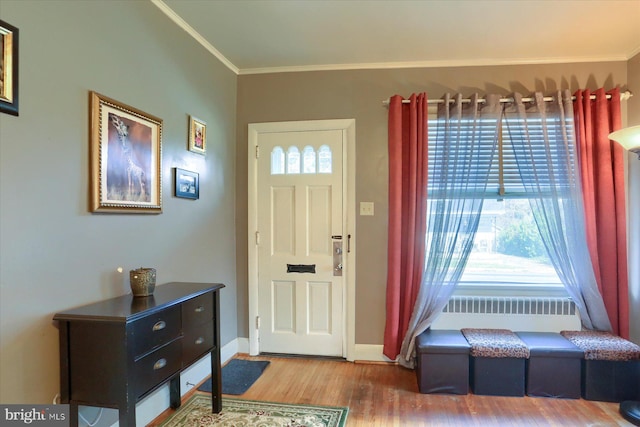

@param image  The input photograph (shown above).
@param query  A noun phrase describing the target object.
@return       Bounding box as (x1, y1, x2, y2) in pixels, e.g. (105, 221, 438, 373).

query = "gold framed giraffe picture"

(90, 91, 163, 213)
(0, 19, 19, 116)
(188, 115, 206, 154)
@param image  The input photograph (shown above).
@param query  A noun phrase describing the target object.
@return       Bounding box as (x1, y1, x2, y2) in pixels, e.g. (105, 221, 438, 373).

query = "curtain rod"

(382, 90, 633, 106)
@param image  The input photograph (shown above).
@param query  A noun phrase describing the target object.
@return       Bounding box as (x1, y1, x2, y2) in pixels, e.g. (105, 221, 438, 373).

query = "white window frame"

(427, 110, 569, 298)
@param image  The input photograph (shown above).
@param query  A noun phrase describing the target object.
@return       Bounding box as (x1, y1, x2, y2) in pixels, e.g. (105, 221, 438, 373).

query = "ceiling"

(155, 0, 640, 75)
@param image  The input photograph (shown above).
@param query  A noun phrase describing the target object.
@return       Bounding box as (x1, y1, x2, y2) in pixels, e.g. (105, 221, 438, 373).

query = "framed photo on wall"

(0, 19, 19, 116)
(174, 168, 199, 200)
(90, 91, 163, 213)
(188, 115, 206, 154)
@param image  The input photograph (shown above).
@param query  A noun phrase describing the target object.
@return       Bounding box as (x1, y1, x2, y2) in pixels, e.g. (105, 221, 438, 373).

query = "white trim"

(352, 344, 396, 363)
(248, 119, 356, 360)
(220, 337, 250, 363)
(150, 0, 239, 75)
(345, 120, 357, 362)
(453, 284, 569, 299)
(237, 55, 634, 75)
(629, 45, 640, 60)
(247, 123, 259, 355)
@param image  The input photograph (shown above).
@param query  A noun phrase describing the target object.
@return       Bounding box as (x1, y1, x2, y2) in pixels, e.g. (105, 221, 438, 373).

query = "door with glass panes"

(255, 128, 344, 356)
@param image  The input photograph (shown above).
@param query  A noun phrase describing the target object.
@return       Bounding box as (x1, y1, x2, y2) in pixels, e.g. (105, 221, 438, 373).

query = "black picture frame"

(0, 19, 19, 116)
(174, 168, 199, 200)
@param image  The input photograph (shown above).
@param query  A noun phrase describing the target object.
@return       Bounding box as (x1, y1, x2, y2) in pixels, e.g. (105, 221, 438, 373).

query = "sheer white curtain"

(398, 94, 502, 368)
(504, 91, 611, 331)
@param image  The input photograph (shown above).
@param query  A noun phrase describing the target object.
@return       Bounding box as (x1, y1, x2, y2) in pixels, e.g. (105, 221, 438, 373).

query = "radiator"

(430, 296, 581, 332)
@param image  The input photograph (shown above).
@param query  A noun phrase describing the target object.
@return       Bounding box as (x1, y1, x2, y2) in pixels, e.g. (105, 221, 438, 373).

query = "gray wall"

(0, 1, 237, 405)
(236, 63, 630, 345)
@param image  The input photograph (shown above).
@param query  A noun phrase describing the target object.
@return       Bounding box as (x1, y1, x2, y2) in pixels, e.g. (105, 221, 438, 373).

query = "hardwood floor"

(151, 354, 633, 426)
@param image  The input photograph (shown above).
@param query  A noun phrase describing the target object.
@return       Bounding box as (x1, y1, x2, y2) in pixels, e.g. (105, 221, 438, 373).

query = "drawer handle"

(153, 358, 167, 370)
(194, 306, 205, 313)
(195, 337, 205, 345)
(152, 321, 166, 331)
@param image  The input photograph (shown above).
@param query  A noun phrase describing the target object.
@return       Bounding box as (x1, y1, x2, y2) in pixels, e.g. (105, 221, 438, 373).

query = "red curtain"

(573, 87, 629, 338)
(383, 93, 428, 359)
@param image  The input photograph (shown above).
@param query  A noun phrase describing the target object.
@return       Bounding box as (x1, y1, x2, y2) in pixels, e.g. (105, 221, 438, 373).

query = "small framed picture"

(0, 19, 19, 116)
(188, 116, 206, 154)
(175, 168, 199, 200)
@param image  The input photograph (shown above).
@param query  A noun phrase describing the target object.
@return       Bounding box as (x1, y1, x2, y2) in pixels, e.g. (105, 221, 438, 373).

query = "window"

(302, 146, 316, 173)
(427, 115, 565, 293)
(318, 145, 332, 173)
(286, 146, 301, 174)
(270, 145, 333, 175)
(460, 198, 562, 290)
(271, 147, 285, 175)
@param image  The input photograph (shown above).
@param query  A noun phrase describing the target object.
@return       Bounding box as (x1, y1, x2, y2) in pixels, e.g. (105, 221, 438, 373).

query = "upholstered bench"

(561, 330, 640, 402)
(415, 329, 470, 394)
(515, 332, 583, 399)
(461, 328, 529, 397)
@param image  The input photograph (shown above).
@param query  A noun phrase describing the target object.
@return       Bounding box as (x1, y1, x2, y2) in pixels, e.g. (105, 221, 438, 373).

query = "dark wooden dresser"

(53, 282, 224, 427)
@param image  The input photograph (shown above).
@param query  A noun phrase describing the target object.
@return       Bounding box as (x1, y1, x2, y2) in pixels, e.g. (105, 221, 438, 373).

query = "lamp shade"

(609, 125, 640, 158)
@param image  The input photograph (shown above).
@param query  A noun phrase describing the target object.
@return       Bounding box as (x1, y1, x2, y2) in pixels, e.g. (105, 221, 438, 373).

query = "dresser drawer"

(182, 293, 213, 327)
(131, 306, 181, 357)
(183, 320, 214, 365)
(134, 339, 182, 398)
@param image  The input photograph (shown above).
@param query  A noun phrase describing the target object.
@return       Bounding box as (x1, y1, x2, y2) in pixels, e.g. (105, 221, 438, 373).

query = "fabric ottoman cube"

(561, 330, 640, 402)
(415, 329, 470, 394)
(461, 328, 529, 397)
(515, 332, 583, 399)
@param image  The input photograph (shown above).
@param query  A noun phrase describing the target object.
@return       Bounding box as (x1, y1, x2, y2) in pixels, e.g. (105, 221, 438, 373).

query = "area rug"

(198, 359, 270, 395)
(159, 393, 349, 427)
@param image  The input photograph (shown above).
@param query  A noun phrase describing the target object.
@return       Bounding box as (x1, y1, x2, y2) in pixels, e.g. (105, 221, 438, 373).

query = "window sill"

(453, 283, 569, 299)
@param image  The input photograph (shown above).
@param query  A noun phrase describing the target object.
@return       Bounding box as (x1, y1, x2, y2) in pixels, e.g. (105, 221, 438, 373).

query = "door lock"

(332, 241, 343, 276)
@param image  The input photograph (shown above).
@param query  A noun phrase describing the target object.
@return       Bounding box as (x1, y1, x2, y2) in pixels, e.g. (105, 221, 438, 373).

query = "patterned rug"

(158, 393, 349, 427)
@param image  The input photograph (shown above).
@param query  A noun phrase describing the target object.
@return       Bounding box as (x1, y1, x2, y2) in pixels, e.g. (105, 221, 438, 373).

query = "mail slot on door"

(287, 264, 316, 274)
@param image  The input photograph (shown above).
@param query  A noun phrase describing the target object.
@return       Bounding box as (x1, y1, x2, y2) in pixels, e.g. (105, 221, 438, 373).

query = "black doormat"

(198, 359, 270, 395)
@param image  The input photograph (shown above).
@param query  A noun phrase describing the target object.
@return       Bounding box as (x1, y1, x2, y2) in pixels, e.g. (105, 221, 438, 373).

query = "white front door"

(248, 120, 354, 357)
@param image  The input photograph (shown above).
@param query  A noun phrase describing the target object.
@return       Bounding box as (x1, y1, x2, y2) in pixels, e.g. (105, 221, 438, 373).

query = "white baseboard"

(352, 344, 396, 363)
(222, 337, 250, 361)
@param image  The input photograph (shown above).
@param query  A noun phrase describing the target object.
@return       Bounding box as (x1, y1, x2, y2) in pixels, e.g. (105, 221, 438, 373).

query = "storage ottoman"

(561, 330, 640, 402)
(461, 328, 529, 397)
(516, 332, 583, 399)
(415, 329, 470, 394)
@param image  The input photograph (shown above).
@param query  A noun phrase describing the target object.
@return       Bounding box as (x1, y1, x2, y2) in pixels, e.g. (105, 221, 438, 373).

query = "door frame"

(248, 119, 356, 360)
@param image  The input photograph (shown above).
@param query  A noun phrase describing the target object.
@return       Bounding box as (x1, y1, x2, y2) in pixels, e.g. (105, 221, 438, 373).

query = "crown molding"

(151, 0, 239, 75)
(238, 55, 632, 75)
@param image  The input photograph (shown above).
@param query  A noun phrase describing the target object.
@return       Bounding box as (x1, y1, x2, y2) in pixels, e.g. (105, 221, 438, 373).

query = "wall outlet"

(360, 202, 374, 216)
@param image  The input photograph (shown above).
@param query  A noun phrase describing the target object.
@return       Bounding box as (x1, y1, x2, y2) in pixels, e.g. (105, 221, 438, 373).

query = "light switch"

(360, 202, 374, 216)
